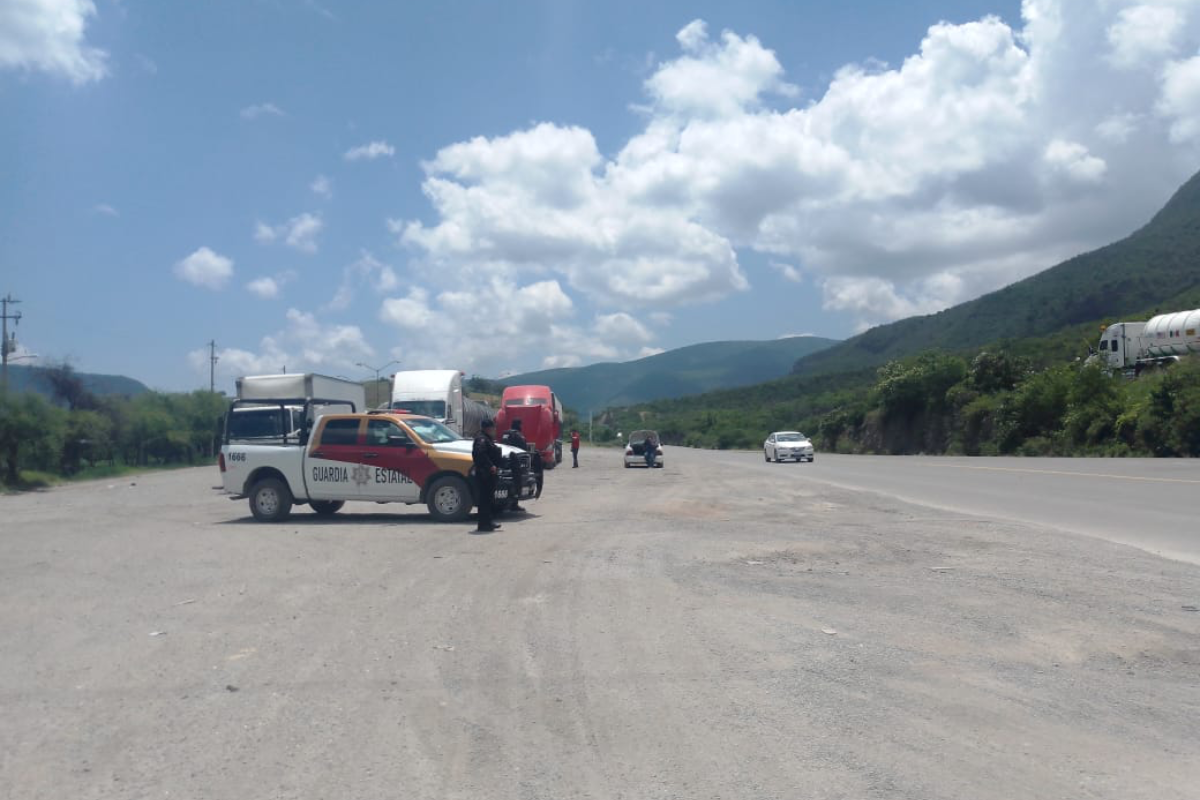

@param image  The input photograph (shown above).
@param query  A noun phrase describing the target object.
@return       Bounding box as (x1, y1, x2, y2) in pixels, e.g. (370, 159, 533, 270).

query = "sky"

(3, 0, 1200, 392)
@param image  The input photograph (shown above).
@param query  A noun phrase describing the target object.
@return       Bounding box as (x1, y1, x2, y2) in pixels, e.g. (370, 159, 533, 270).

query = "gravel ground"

(1, 448, 1198, 800)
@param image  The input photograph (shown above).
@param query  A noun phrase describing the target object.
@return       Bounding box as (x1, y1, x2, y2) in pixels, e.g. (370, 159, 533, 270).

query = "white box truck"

(225, 373, 367, 446)
(389, 370, 492, 438)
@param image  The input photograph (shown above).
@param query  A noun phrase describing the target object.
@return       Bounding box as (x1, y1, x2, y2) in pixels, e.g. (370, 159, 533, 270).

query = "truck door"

(357, 418, 427, 503)
(307, 417, 366, 500)
(1109, 325, 1126, 368)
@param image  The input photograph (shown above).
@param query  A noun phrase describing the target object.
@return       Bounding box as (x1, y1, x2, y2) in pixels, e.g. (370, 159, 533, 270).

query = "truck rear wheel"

(426, 475, 471, 522)
(249, 477, 293, 522)
(310, 500, 344, 516)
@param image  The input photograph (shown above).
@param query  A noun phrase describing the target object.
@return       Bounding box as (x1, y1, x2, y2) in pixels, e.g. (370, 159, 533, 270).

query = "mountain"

(5, 364, 150, 399)
(792, 170, 1200, 376)
(502, 336, 838, 412)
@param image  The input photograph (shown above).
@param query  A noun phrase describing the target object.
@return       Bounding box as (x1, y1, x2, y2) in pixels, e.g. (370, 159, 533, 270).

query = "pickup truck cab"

(219, 411, 535, 523)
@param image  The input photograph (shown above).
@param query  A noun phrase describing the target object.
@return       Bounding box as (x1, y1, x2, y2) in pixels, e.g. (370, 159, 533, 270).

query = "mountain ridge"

(791, 170, 1200, 376)
(500, 335, 838, 412)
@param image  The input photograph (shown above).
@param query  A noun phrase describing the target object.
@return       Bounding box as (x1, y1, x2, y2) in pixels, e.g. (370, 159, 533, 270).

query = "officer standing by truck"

(501, 418, 528, 513)
(472, 419, 503, 532)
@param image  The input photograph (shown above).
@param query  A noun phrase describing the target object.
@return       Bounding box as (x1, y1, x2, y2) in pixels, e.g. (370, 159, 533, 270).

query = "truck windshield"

(505, 397, 548, 406)
(404, 417, 463, 443)
(392, 400, 446, 417)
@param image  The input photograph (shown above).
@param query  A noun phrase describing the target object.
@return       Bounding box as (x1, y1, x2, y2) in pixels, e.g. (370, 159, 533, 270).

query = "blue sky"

(4, 0, 1200, 392)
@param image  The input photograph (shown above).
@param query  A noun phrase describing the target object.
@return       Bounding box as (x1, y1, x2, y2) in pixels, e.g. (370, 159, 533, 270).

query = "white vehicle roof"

(390, 369, 463, 397)
(236, 373, 366, 408)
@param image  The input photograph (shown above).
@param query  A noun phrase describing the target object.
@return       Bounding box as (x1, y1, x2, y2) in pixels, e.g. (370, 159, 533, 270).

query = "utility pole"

(356, 360, 399, 407)
(208, 340, 219, 393)
(1, 294, 22, 395)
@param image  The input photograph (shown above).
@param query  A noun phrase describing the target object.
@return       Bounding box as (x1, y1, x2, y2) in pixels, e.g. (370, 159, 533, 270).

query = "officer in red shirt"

(570, 429, 581, 468)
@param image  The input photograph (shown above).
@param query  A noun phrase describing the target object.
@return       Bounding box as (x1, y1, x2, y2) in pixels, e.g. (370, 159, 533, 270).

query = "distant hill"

(502, 336, 838, 412)
(792, 170, 1200, 376)
(5, 364, 150, 399)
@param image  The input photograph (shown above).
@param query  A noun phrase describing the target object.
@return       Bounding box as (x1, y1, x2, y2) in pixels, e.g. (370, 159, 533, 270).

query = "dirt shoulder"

(1, 450, 1197, 799)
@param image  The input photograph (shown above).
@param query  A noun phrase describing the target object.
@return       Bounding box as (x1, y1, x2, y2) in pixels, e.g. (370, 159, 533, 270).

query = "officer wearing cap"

(501, 418, 528, 513)
(472, 419, 503, 531)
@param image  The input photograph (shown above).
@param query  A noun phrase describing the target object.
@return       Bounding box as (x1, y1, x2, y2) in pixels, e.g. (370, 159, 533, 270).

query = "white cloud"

(134, 53, 157, 74)
(253, 212, 323, 254)
(1043, 139, 1107, 183)
(0, 0, 108, 84)
(246, 277, 280, 299)
(311, 174, 332, 197)
(344, 140, 395, 161)
(389, 3, 1200, 355)
(646, 19, 799, 119)
(592, 312, 654, 347)
(189, 308, 375, 380)
(771, 261, 803, 283)
(246, 270, 297, 300)
(1160, 54, 1200, 142)
(327, 251, 400, 311)
(91, 203, 118, 217)
(241, 102, 285, 120)
(174, 247, 233, 290)
(1108, 5, 1183, 69)
(253, 222, 276, 244)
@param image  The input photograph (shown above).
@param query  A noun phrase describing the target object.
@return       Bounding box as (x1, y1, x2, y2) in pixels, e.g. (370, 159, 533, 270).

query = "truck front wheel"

(249, 477, 293, 522)
(426, 475, 472, 522)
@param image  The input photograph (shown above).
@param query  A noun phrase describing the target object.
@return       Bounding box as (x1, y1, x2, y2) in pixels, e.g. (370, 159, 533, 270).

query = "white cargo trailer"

(389, 369, 492, 438)
(225, 373, 367, 445)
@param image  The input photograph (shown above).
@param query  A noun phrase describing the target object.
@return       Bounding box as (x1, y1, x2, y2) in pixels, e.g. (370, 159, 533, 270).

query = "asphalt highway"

(714, 452, 1200, 564)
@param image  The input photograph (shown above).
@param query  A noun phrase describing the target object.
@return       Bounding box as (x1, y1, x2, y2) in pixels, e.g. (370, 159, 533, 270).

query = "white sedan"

(764, 431, 815, 463)
(624, 430, 664, 468)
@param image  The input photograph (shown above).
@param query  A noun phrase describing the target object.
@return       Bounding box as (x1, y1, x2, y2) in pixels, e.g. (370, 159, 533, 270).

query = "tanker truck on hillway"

(1094, 308, 1200, 375)
(389, 369, 492, 439)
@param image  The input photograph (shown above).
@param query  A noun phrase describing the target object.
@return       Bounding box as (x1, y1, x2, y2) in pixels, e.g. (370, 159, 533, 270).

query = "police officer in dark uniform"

(501, 418, 528, 513)
(472, 419, 503, 532)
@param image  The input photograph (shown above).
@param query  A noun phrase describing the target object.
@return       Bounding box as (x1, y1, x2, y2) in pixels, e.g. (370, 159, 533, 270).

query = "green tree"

(0, 392, 66, 484)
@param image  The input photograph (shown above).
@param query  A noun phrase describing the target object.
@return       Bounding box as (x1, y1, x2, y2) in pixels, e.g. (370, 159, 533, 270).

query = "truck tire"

(249, 477, 293, 522)
(310, 500, 344, 516)
(426, 475, 472, 522)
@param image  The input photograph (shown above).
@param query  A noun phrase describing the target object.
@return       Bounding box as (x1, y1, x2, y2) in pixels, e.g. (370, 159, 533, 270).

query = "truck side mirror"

(387, 434, 414, 449)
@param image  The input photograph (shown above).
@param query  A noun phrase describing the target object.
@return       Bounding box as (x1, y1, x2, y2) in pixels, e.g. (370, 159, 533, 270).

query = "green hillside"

(593, 169, 1200, 457)
(5, 364, 150, 400)
(503, 336, 838, 412)
(792, 170, 1200, 377)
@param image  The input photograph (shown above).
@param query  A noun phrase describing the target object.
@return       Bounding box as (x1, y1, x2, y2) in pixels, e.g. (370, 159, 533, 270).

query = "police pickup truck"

(219, 411, 535, 522)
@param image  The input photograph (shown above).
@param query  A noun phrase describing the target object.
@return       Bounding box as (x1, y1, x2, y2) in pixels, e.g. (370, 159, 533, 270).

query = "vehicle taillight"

(218, 452, 226, 472)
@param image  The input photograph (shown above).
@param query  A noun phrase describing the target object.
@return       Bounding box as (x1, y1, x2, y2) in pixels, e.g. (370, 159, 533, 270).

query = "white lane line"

(914, 462, 1200, 485)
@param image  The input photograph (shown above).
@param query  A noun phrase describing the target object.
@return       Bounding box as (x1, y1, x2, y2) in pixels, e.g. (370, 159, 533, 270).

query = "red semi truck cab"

(495, 385, 563, 468)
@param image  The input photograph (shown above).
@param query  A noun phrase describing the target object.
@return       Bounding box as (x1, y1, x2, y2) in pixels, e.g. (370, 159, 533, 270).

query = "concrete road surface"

(724, 452, 1200, 564)
(1, 450, 1198, 800)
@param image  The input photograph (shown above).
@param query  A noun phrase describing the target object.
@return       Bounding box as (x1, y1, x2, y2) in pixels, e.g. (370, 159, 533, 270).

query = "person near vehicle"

(643, 432, 658, 468)
(570, 429, 581, 467)
(472, 419, 503, 531)
(500, 418, 528, 512)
